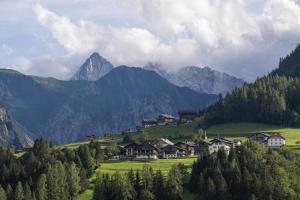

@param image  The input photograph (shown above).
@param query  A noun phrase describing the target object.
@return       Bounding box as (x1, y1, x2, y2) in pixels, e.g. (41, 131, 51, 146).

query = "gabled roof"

(124, 142, 139, 149)
(136, 142, 158, 151)
(248, 132, 271, 139)
(209, 138, 233, 145)
(174, 141, 196, 147)
(178, 110, 198, 115)
(159, 114, 176, 119)
(142, 119, 157, 123)
(161, 144, 178, 152)
(268, 133, 285, 140)
(198, 140, 212, 146)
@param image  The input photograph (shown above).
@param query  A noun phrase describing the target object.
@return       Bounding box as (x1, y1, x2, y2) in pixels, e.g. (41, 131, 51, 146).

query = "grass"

(75, 189, 93, 200)
(91, 157, 197, 179)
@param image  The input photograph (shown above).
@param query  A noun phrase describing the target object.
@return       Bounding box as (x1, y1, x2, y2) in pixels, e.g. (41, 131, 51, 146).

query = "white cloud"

(3, 0, 300, 81)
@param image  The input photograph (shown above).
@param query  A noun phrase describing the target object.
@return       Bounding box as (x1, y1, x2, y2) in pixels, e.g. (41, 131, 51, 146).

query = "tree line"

(93, 164, 186, 200)
(202, 75, 300, 127)
(189, 141, 300, 200)
(0, 139, 104, 200)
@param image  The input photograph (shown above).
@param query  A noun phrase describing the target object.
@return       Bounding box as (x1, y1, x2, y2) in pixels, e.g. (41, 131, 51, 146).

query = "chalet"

(135, 142, 159, 159)
(175, 141, 196, 156)
(111, 146, 126, 160)
(124, 142, 139, 158)
(142, 119, 157, 128)
(249, 132, 286, 149)
(195, 140, 211, 156)
(157, 114, 176, 125)
(248, 132, 271, 144)
(150, 138, 174, 148)
(267, 133, 286, 148)
(209, 138, 233, 154)
(161, 145, 179, 159)
(178, 110, 198, 124)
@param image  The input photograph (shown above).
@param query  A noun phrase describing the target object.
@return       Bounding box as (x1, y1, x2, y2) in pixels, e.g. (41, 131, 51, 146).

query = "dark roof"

(178, 110, 198, 115)
(175, 141, 196, 147)
(142, 119, 157, 123)
(209, 138, 233, 145)
(124, 142, 139, 149)
(198, 140, 212, 146)
(161, 144, 178, 152)
(136, 142, 158, 151)
(248, 132, 271, 139)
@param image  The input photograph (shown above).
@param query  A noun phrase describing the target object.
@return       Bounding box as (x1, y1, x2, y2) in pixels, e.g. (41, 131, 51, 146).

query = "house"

(249, 132, 286, 149)
(157, 114, 176, 125)
(124, 142, 139, 158)
(248, 132, 271, 144)
(209, 138, 233, 154)
(142, 119, 157, 128)
(161, 145, 179, 159)
(151, 138, 174, 148)
(111, 146, 126, 160)
(178, 110, 198, 123)
(135, 142, 159, 159)
(267, 133, 286, 148)
(175, 141, 196, 156)
(195, 140, 211, 156)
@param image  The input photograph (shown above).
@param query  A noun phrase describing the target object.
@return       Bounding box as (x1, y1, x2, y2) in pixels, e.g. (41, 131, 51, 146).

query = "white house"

(267, 134, 286, 149)
(209, 138, 233, 154)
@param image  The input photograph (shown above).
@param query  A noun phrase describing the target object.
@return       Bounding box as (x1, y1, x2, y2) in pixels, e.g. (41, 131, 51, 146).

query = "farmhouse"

(209, 138, 233, 154)
(142, 119, 157, 128)
(150, 138, 174, 148)
(249, 132, 286, 149)
(267, 134, 286, 148)
(161, 144, 179, 158)
(135, 142, 159, 159)
(175, 141, 196, 156)
(157, 114, 176, 125)
(195, 140, 211, 156)
(124, 142, 139, 158)
(178, 110, 198, 123)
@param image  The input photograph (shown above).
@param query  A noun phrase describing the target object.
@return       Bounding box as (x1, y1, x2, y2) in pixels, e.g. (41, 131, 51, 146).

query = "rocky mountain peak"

(71, 52, 114, 81)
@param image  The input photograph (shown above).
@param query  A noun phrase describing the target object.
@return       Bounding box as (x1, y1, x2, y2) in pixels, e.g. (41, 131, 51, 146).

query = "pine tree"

(206, 177, 216, 200)
(67, 162, 81, 199)
(165, 165, 183, 200)
(23, 182, 32, 200)
(36, 174, 47, 200)
(0, 185, 7, 200)
(6, 184, 13, 200)
(139, 189, 155, 200)
(153, 170, 165, 200)
(14, 181, 24, 200)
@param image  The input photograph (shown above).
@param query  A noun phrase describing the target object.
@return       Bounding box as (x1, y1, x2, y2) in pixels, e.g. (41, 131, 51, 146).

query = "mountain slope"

(71, 52, 114, 81)
(144, 63, 244, 94)
(0, 67, 216, 144)
(202, 45, 300, 128)
(0, 104, 34, 149)
(272, 44, 300, 77)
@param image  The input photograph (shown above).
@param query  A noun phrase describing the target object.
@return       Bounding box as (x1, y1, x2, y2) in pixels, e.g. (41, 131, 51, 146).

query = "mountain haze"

(0, 67, 216, 144)
(144, 63, 244, 94)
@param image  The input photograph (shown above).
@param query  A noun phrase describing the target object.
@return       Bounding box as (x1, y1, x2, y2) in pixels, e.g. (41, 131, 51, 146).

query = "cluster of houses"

(110, 137, 241, 160)
(248, 132, 286, 148)
(141, 110, 199, 128)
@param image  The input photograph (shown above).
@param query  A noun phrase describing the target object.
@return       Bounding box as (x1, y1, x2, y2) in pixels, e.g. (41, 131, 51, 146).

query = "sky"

(1, 0, 300, 81)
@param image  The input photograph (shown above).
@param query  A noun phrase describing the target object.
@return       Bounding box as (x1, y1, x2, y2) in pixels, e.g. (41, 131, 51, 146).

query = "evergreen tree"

(14, 181, 24, 200)
(67, 162, 81, 199)
(0, 185, 7, 200)
(23, 182, 32, 200)
(6, 184, 13, 200)
(36, 174, 47, 200)
(139, 189, 155, 200)
(153, 170, 165, 200)
(165, 165, 183, 200)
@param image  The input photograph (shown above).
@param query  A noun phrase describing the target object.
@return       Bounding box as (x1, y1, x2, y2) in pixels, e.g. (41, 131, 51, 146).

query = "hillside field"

(76, 157, 197, 200)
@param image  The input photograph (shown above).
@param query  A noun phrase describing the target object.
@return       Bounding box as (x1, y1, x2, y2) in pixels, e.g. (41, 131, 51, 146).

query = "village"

(105, 110, 287, 160)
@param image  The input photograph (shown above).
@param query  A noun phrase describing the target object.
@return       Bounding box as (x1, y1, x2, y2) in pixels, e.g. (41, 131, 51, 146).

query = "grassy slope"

(73, 122, 300, 200)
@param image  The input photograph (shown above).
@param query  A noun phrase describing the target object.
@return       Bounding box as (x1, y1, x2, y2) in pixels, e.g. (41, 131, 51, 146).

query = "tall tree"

(165, 165, 183, 200)
(36, 174, 47, 200)
(67, 162, 81, 199)
(0, 185, 7, 200)
(14, 181, 24, 200)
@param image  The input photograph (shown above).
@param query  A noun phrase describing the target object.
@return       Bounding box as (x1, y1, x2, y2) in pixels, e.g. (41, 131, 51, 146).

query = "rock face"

(0, 104, 33, 149)
(71, 52, 114, 81)
(144, 63, 244, 94)
(0, 67, 217, 144)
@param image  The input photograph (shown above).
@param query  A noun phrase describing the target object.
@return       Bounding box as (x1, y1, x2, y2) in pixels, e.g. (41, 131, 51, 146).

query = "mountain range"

(144, 63, 245, 94)
(0, 66, 216, 145)
(70, 52, 244, 95)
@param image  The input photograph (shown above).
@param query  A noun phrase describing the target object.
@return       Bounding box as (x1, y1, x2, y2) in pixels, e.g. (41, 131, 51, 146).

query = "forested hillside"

(202, 45, 300, 128)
